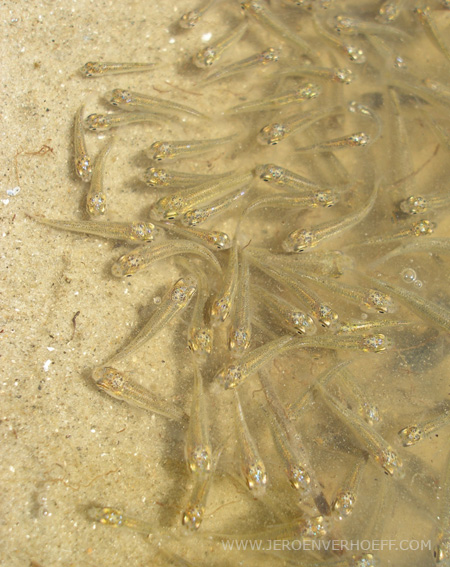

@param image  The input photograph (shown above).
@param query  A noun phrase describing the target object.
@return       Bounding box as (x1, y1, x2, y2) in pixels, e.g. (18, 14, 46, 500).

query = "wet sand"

(2, 1, 450, 566)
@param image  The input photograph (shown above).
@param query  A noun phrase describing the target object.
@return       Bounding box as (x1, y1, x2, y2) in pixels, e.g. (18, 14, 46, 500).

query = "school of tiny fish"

(36, 0, 450, 565)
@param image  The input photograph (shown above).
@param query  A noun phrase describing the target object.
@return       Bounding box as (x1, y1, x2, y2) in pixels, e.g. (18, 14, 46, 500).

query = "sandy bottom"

(1, 1, 450, 566)
(2, 2, 206, 565)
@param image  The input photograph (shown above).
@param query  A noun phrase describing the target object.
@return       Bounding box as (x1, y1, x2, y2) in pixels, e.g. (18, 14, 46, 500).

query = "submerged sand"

(1, 1, 450, 566)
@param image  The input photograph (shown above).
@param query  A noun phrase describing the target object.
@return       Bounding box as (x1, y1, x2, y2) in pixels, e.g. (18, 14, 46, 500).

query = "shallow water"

(1, 0, 450, 566)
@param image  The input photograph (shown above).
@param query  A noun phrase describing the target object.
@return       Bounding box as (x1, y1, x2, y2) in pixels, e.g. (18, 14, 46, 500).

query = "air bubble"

(413, 280, 423, 289)
(401, 268, 416, 283)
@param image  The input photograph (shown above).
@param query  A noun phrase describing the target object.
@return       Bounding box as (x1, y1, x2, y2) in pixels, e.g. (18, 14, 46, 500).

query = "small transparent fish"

(347, 219, 436, 249)
(368, 35, 408, 70)
(185, 363, 212, 473)
(434, 448, 450, 563)
(257, 106, 343, 146)
(390, 75, 450, 110)
(111, 239, 221, 277)
(415, 7, 450, 64)
(86, 138, 113, 216)
(288, 361, 352, 418)
(313, 12, 367, 64)
(182, 443, 224, 530)
(333, 14, 410, 39)
(154, 220, 231, 251)
(297, 333, 393, 353)
(105, 276, 197, 364)
(426, 77, 450, 100)
(143, 167, 231, 188)
(283, 183, 378, 252)
(74, 105, 92, 182)
(334, 366, 381, 426)
(338, 318, 409, 335)
(256, 116, 306, 147)
(186, 267, 213, 355)
(241, 0, 316, 54)
(244, 190, 338, 213)
(316, 382, 403, 477)
(108, 88, 205, 118)
(295, 272, 396, 314)
(278, 65, 355, 85)
(341, 44, 367, 64)
(228, 254, 252, 355)
(215, 335, 295, 389)
(382, 84, 417, 187)
(80, 61, 155, 77)
(283, 249, 354, 277)
(150, 171, 251, 219)
(332, 456, 367, 519)
(32, 217, 158, 242)
(363, 275, 450, 333)
(255, 163, 338, 192)
(217, 332, 389, 390)
(211, 243, 240, 323)
(234, 390, 267, 493)
(254, 284, 317, 335)
(179, 0, 217, 28)
(347, 100, 382, 139)
(307, 137, 357, 188)
(399, 195, 428, 215)
(262, 554, 376, 567)
(260, 369, 331, 515)
(181, 186, 249, 226)
(377, 0, 405, 23)
(87, 506, 153, 535)
(259, 367, 295, 429)
(398, 405, 450, 447)
(400, 192, 450, 215)
(85, 111, 164, 131)
(148, 133, 237, 161)
(203, 47, 280, 83)
(286, 0, 334, 8)
(246, 251, 339, 328)
(260, 402, 311, 493)
(436, 532, 450, 562)
(193, 20, 248, 68)
(246, 245, 352, 279)
(227, 83, 321, 114)
(296, 131, 372, 152)
(93, 366, 185, 421)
